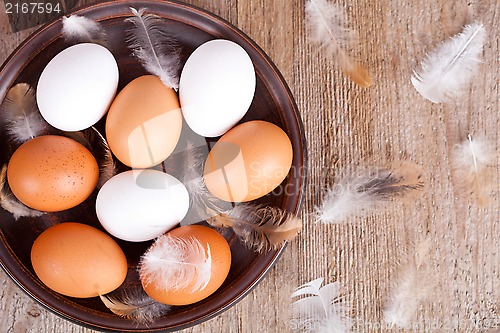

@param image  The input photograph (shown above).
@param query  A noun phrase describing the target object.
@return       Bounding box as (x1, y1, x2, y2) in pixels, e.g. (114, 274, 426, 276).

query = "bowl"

(0, 1, 306, 331)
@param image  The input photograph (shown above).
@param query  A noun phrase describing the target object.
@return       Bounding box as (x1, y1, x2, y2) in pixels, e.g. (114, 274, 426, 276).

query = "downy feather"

(209, 204, 302, 253)
(411, 23, 486, 103)
(383, 239, 435, 328)
(180, 141, 233, 226)
(91, 126, 117, 188)
(1, 83, 49, 143)
(451, 134, 495, 205)
(290, 277, 352, 333)
(139, 235, 211, 293)
(62, 15, 106, 44)
(0, 165, 44, 220)
(315, 162, 425, 223)
(179, 143, 301, 251)
(126, 7, 181, 90)
(100, 289, 170, 324)
(305, 0, 373, 87)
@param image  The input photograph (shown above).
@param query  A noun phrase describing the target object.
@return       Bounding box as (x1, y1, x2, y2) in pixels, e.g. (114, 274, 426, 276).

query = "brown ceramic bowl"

(0, 1, 306, 331)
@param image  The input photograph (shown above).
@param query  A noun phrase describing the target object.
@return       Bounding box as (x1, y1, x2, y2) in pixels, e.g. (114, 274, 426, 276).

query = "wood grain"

(1, 0, 498, 332)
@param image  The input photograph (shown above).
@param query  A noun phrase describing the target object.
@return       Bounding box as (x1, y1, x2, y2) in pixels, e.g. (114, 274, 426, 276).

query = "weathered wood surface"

(0, 0, 498, 332)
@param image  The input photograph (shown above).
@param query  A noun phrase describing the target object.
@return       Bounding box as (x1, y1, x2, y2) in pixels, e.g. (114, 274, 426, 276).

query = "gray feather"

(1, 83, 49, 143)
(315, 162, 425, 223)
(100, 289, 170, 324)
(125, 7, 181, 90)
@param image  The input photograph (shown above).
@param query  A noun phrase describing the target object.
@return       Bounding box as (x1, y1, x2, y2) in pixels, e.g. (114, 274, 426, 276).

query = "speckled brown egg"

(7, 135, 99, 212)
(204, 120, 293, 202)
(31, 222, 128, 298)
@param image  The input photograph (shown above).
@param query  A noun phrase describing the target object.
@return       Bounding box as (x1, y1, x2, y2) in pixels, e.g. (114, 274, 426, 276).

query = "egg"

(36, 43, 119, 131)
(96, 169, 189, 242)
(179, 39, 256, 137)
(204, 120, 293, 202)
(31, 222, 128, 298)
(7, 135, 99, 212)
(140, 225, 231, 305)
(106, 75, 183, 168)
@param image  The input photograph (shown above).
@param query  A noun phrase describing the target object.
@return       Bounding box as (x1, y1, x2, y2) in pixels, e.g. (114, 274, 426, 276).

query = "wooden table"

(1, 0, 498, 332)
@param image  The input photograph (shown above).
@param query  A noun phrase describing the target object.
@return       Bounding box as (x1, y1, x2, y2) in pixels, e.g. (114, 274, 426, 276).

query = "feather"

(125, 7, 181, 90)
(62, 15, 106, 44)
(209, 204, 302, 253)
(305, 0, 373, 88)
(0, 83, 49, 143)
(0, 165, 44, 220)
(411, 23, 486, 103)
(315, 162, 425, 223)
(91, 126, 117, 188)
(383, 239, 435, 328)
(100, 289, 170, 324)
(139, 234, 212, 293)
(180, 141, 233, 226)
(451, 134, 495, 205)
(290, 277, 352, 333)
(178, 145, 301, 251)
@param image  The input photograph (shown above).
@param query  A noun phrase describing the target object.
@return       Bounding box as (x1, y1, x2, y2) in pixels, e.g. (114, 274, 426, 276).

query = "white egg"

(179, 39, 256, 137)
(96, 170, 189, 242)
(36, 43, 119, 131)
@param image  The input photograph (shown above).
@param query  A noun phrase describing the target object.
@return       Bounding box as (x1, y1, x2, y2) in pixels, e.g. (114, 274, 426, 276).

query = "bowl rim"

(0, 0, 308, 331)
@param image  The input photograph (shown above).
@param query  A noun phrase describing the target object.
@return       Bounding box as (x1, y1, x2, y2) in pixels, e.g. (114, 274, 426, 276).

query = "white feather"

(306, 0, 354, 55)
(384, 267, 422, 328)
(290, 278, 352, 333)
(452, 134, 494, 178)
(126, 7, 181, 90)
(305, 0, 372, 87)
(451, 134, 495, 204)
(1, 83, 49, 143)
(383, 239, 434, 328)
(62, 15, 105, 43)
(315, 163, 425, 224)
(411, 23, 486, 103)
(139, 235, 211, 293)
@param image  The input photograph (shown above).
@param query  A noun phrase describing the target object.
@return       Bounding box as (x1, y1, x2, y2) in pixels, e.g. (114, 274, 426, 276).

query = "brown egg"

(105, 75, 183, 168)
(141, 225, 231, 306)
(31, 223, 128, 298)
(7, 135, 99, 212)
(204, 120, 293, 202)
